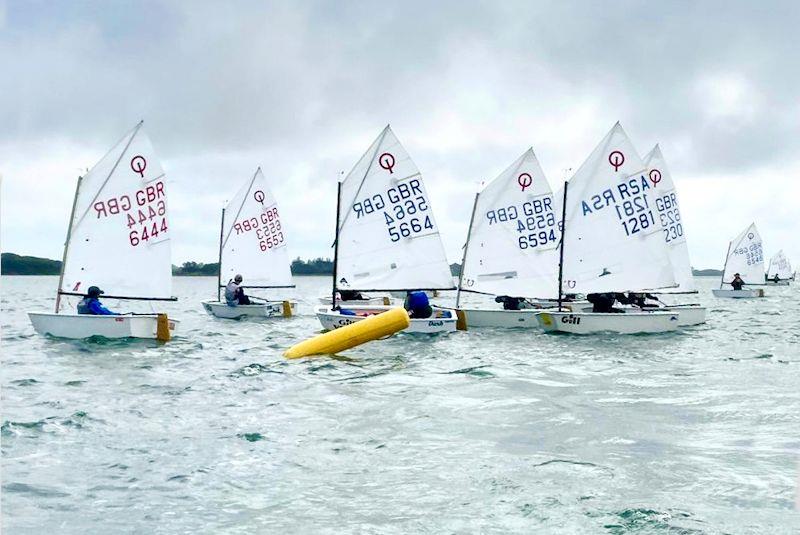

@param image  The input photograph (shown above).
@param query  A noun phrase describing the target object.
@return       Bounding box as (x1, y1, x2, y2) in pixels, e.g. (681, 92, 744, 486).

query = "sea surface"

(2, 275, 799, 534)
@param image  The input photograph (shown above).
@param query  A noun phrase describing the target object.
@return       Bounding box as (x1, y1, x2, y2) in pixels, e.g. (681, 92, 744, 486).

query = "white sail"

(60, 122, 173, 300)
(642, 145, 695, 291)
(336, 125, 453, 291)
(766, 249, 791, 279)
(559, 123, 676, 294)
(219, 168, 293, 289)
(459, 148, 560, 298)
(720, 223, 764, 286)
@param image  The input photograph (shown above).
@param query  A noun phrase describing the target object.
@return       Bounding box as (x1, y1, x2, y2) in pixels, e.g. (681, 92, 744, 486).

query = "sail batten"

(336, 126, 453, 291)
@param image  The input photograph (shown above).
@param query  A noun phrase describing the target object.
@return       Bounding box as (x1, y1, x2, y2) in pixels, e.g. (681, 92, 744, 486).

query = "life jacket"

(77, 297, 94, 315)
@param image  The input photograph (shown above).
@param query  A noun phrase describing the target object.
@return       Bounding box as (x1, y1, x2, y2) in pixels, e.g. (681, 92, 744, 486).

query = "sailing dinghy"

(765, 250, 792, 285)
(628, 145, 706, 326)
(202, 168, 297, 319)
(712, 223, 766, 298)
(315, 125, 457, 333)
(28, 121, 179, 340)
(455, 148, 575, 329)
(536, 123, 681, 334)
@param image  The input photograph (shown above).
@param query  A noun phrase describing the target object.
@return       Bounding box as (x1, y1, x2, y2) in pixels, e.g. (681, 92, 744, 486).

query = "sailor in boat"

(730, 273, 745, 291)
(338, 290, 366, 301)
(772, 274, 781, 284)
(404, 291, 433, 319)
(586, 293, 624, 313)
(494, 295, 525, 310)
(621, 292, 660, 308)
(77, 286, 119, 316)
(225, 274, 251, 306)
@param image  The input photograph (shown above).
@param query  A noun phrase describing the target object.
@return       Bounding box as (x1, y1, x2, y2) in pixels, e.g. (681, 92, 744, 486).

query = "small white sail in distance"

(767, 250, 792, 279)
(59, 121, 173, 301)
(558, 122, 676, 295)
(219, 168, 293, 289)
(642, 144, 695, 291)
(336, 125, 453, 291)
(720, 222, 764, 286)
(459, 148, 560, 299)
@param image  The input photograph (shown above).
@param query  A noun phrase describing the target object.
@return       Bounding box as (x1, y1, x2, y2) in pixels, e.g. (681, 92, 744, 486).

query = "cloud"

(1, 0, 799, 269)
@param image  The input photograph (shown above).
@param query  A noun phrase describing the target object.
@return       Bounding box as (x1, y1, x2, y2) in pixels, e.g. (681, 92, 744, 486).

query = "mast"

(54, 175, 83, 313)
(216, 207, 225, 301)
(455, 192, 480, 308)
(557, 181, 568, 311)
(719, 241, 732, 289)
(331, 181, 342, 309)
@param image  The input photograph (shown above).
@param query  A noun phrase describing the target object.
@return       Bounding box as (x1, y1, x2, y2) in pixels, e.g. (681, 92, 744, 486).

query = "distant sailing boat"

(454, 148, 564, 329)
(765, 250, 792, 285)
(712, 223, 766, 298)
(202, 168, 297, 319)
(315, 125, 458, 333)
(536, 123, 681, 334)
(28, 121, 179, 340)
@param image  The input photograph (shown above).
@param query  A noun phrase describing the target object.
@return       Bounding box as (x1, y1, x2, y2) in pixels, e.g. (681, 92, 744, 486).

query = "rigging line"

(221, 167, 261, 248)
(74, 121, 144, 227)
(336, 125, 392, 234)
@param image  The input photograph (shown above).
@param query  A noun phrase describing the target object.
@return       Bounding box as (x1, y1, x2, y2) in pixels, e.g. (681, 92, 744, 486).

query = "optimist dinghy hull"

(202, 300, 296, 319)
(711, 289, 765, 299)
(764, 280, 790, 286)
(28, 312, 179, 340)
(536, 311, 680, 334)
(455, 308, 544, 329)
(572, 304, 706, 327)
(316, 305, 457, 333)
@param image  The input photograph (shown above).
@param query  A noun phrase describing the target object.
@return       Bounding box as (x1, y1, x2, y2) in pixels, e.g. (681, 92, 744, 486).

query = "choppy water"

(2, 275, 799, 533)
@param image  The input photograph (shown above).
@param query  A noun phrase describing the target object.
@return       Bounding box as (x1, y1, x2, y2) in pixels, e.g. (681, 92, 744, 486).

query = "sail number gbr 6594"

(351, 178, 434, 242)
(92, 180, 169, 247)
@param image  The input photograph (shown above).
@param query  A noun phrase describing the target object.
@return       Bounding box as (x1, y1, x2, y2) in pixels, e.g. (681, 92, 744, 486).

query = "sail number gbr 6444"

(92, 180, 169, 247)
(351, 178, 434, 242)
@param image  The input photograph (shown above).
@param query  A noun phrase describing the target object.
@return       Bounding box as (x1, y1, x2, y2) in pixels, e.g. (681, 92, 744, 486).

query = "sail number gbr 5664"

(351, 178, 434, 242)
(92, 181, 169, 247)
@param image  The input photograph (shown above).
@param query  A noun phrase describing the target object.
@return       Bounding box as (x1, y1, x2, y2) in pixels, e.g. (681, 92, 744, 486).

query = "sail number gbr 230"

(351, 178, 434, 242)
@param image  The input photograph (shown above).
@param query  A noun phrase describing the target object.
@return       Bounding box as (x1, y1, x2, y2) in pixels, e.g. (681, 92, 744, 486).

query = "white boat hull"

(657, 304, 706, 326)
(536, 311, 680, 334)
(764, 280, 790, 286)
(315, 305, 457, 333)
(202, 300, 297, 319)
(28, 312, 179, 340)
(572, 304, 706, 327)
(712, 288, 765, 299)
(455, 308, 543, 329)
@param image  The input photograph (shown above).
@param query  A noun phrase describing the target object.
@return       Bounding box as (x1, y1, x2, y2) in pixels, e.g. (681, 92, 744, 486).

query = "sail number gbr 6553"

(232, 206, 284, 251)
(351, 178, 434, 242)
(92, 180, 169, 247)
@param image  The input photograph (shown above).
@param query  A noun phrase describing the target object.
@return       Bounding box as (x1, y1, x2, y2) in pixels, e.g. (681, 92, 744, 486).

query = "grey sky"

(2, 0, 798, 268)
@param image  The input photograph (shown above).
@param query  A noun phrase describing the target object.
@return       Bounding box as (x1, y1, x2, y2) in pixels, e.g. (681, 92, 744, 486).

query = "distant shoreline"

(1, 252, 724, 277)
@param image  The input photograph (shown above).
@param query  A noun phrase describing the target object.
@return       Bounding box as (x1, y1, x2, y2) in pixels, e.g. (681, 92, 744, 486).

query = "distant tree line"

(0, 253, 724, 277)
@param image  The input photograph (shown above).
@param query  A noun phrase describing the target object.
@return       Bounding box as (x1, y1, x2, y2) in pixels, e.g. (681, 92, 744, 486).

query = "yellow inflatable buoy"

(284, 307, 410, 359)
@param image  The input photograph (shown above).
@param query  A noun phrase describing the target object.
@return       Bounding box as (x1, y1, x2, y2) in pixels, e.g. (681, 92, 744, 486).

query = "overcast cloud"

(2, 0, 799, 269)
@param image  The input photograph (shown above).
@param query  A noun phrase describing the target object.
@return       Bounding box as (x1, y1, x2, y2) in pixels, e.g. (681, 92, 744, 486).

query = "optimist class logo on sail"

(231, 192, 285, 252)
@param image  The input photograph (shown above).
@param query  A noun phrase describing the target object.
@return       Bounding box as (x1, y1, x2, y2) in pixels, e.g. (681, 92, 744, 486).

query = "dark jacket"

(77, 297, 118, 315)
